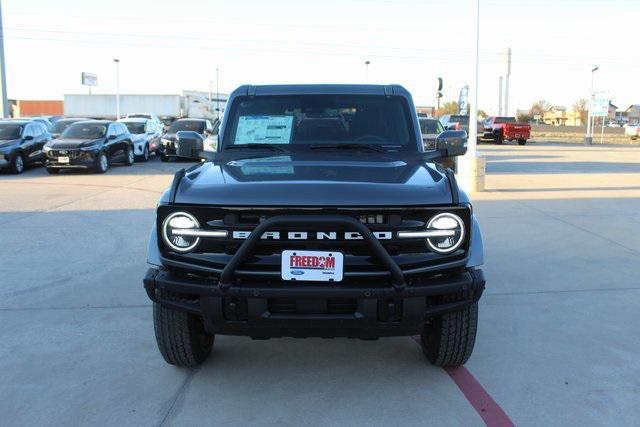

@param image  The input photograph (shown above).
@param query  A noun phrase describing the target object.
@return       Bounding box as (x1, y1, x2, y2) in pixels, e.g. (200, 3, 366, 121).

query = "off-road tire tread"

(422, 301, 478, 367)
(153, 291, 213, 367)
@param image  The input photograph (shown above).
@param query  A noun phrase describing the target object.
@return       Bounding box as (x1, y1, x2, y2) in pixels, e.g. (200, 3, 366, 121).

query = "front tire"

(11, 153, 25, 174)
(137, 144, 150, 162)
(160, 154, 169, 162)
(517, 139, 527, 145)
(46, 167, 60, 174)
(95, 152, 109, 174)
(124, 146, 135, 166)
(153, 293, 214, 367)
(420, 301, 478, 367)
(494, 133, 503, 145)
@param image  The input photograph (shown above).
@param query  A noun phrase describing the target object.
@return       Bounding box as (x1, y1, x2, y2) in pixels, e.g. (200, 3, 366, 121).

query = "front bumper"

(143, 267, 485, 339)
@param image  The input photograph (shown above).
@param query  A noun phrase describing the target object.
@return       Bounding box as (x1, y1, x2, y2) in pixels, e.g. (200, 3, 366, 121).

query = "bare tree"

(436, 101, 459, 117)
(573, 98, 588, 125)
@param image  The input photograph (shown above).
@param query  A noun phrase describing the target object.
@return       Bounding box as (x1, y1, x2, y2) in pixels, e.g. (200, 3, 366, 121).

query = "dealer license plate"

(281, 250, 343, 282)
(58, 156, 69, 163)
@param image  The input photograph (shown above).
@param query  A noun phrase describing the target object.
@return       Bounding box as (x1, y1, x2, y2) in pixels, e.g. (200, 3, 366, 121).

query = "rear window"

(169, 120, 205, 133)
(225, 95, 414, 147)
(495, 117, 516, 124)
(0, 124, 23, 140)
(51, 121, 77, 134)
(123, 122, 146, 134)
(449, 115, 469, 125)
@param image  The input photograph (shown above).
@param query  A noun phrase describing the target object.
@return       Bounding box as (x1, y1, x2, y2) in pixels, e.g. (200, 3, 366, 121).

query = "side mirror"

(108, 134, 117, 140)
(176, 130, 215, 160)
(435, 130, 467, 157)
(23, 135, 34, 141)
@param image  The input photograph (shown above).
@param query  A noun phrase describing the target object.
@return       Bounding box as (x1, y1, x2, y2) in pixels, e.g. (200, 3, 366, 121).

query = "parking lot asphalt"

(1, 142, 639, 426)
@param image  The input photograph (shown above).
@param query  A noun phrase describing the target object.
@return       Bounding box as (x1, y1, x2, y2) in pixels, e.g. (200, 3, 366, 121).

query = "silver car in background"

(118, 118, 161, 161)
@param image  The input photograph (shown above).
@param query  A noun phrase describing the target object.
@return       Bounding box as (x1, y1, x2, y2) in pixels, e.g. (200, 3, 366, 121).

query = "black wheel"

(95, 151, 109, 174)
(124, 145, 135, 166)
(11, 152, 25, 174)
(153, 292, 214, 367)
(420, 301, 478, 367)
(517, 139, 527, 145)
(160, 154, 169, 162)
(46, 167, 60, 174)
(494, 133, 503, 145)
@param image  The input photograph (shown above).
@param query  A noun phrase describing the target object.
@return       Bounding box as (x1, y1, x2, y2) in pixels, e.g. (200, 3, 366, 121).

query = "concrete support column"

(457, 155, 486, 193)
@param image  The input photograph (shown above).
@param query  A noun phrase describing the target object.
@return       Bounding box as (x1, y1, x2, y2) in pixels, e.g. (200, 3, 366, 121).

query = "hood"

(48, 138, 104, 149)
(173, 153, 455, 206)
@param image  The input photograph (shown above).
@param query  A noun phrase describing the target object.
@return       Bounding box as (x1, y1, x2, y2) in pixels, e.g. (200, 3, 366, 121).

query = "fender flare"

(147, 223, 162, 267)
(466, 215, 484, 268)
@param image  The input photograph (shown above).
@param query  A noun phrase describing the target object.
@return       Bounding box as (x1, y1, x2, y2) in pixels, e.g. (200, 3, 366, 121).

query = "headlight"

(43, 143, 52, 152)
(80, 143, 101, 151)
(162, 211, 201, 253)
(425, 213, 465, 254)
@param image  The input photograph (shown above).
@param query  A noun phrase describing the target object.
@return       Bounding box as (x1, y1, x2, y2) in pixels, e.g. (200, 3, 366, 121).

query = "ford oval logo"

(291, 270, 304, 276)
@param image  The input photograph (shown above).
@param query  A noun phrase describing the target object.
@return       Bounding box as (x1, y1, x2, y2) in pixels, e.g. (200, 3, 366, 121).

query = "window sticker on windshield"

(235, 116, 294, 144)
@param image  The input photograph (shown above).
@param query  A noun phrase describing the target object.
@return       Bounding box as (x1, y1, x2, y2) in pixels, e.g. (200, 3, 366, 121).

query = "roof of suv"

(230, 84, 411, 97)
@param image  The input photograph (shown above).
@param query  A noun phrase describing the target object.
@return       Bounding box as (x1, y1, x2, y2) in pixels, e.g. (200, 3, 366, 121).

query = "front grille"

(158, 205, 471, 277)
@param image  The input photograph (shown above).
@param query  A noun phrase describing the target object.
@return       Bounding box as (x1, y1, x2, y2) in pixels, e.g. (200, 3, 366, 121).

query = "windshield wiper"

(224, 143, 290, 153)
(309, 143, 391, 152)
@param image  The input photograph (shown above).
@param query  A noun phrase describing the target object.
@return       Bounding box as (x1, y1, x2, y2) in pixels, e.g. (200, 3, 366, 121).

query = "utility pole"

(498, 76, 503, 116)
(0, 0, 9, 118)
(364, 60, 370, 83)
(584, 65, 599, 145)
(113, 58, 120, 119)
(216, 66, 220, 120)
(504, 47, 511, 116)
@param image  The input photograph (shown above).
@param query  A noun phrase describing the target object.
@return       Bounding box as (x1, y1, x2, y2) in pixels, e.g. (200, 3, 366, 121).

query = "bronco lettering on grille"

(231, 231, 393, 240)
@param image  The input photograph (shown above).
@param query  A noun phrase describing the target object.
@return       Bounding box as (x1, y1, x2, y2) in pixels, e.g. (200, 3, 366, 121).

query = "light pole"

(216, 66, 220, 120)
(0, 0, 9, 118)
(457, 0, 485, 193)
(113, 58, 120, 119)
(365, 60, 370, 83)
(584, 65, 599, 145)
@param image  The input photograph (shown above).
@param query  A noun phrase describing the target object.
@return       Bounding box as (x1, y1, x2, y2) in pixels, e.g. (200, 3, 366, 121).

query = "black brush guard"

(217, 214, 406, 293)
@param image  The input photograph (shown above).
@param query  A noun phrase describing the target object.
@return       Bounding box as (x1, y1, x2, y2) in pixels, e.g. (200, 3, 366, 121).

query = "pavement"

(0, 142, 639, 426)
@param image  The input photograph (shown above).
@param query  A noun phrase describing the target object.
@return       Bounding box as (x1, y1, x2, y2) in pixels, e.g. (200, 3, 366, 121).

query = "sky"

(2, 0, 640, 114)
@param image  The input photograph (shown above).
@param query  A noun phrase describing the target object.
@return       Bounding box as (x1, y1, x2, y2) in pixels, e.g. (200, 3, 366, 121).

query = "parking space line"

(444, 366, 514, 427)
(412, 337, 514, 426)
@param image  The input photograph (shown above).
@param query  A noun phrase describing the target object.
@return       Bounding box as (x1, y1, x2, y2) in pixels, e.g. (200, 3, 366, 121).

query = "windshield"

(62, 123, 107, 139)
(495, 117, 516, 123)
(420, 119, 442, 134)
(123, 122, 146, 134)
(449, 115, 469, 125)
(0, 124, 23, 140)
(51, 120, 77, 134)
(169, 120, 205, 133)
(225, 95, 413, 148)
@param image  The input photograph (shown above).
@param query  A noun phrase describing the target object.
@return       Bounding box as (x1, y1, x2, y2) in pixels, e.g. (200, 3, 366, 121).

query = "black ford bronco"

(143, 84, 485, 367)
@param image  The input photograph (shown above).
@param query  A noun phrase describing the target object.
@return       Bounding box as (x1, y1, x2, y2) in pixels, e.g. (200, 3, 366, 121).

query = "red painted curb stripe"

(444, 366, 514, 427)
(412, 337, 514, 427)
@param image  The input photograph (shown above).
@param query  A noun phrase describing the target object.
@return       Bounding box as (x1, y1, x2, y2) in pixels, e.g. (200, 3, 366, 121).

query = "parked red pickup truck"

(482, 116, 531, 145)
